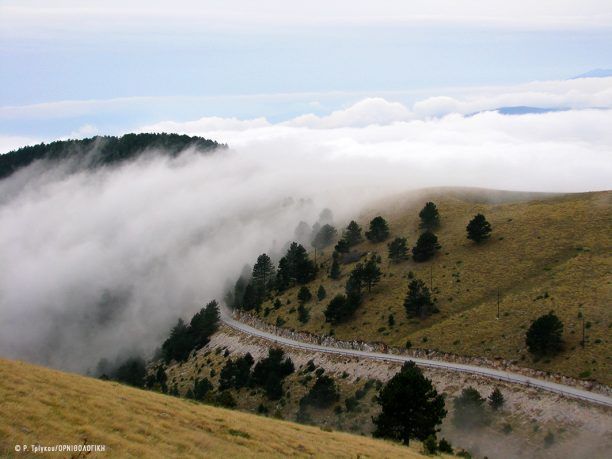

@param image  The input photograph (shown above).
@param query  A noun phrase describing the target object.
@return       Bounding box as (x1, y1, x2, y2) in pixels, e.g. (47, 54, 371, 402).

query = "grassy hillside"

(0, 358, 429, 458)
(254, 189, 612, 384)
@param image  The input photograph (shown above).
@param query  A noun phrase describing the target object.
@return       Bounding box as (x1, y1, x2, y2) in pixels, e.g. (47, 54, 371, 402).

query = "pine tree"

(312, 224, 338, 250)
(365, 216, 390, 243)
(388, 237, 409, 263)
(373, 361, 446, 445)
(251, 348, 295, 400)
(345, 269, 364, 312)
(411, 231, 440, 262)
(189, 300, 220, 349)
(453, 387, 488, 429)
(526, 312, 564, 356)
(317, 285, 327, 301)
(300, 375, 339, 408)
(219, 353, 254, 390)
(294, 221, 312, 245)
(404, 279, 435, 318)
(343, 220, 363, 247)
(242, 283, 259, 311)
(193, 377, 213, 401)
(466, 213, 492, 243)
(334, 239, 350, 254)
(275, 257, 291, 291)
(330, 256, 341, 279)
(419, 202, 440, 229)
(276, 242, 316, 290)
(297, 303, 310, 324)
(161, 318, 192, 363)
(252, 253, 275, 301)
(361, 254, 382, 292)
(231, 275, 248, 309)
(488, 387, 504, 411)
(324, 294, 349, 324)
(297, 286, 312, 304)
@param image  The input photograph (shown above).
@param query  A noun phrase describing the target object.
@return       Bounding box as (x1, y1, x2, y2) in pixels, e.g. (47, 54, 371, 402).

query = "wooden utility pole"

(581, 314, 585, 347)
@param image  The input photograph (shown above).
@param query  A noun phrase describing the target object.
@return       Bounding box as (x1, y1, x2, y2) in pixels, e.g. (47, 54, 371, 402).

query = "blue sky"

(1, 1, 612, 145)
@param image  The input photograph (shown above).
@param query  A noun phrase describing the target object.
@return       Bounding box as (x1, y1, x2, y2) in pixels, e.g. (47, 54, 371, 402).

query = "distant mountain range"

(495, 106, 568, 116)
(0, 133, 226, 180)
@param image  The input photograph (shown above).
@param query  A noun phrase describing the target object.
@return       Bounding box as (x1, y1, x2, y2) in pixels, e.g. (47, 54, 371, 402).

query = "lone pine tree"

(373, 361, 446, 445)
(419, 202, 440, 229)
(404, 279, 436, 318)
(526, 311, 564, 356)
(466, 213, 492, 243)
(352, 254, 382, 292)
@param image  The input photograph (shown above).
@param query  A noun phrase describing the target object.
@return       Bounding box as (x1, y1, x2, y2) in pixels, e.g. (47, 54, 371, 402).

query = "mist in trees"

(312, 224, 338, 250)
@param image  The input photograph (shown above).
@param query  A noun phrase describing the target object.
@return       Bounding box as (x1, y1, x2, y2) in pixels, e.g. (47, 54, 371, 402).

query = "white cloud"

(2, 0, 612, 35)
(5, 77, 609, 132)
(0, 135, 40, 153)
(284, 98, 414, 129)
(414, 77, 612, 117)
(140, 116, 270, 134)
(67, 124, 99, 139)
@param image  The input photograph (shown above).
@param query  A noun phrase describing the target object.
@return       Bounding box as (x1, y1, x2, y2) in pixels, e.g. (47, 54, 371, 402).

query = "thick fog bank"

(1, 106, 611, 372)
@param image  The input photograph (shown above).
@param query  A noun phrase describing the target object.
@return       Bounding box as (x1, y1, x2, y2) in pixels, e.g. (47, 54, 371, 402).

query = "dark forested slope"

(0, 133, 225, 180)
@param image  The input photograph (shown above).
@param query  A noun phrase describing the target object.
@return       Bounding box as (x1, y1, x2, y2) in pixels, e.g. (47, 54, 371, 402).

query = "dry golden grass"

(0, 358, 429, 458)
(257, 189, 612, 384)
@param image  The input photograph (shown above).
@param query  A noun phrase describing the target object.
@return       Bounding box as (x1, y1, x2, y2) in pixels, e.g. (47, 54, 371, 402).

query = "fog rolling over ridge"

(1, 106, 611, 373)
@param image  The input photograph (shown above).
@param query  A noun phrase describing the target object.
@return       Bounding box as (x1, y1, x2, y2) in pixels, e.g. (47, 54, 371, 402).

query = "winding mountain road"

(221, 310, 612, 408)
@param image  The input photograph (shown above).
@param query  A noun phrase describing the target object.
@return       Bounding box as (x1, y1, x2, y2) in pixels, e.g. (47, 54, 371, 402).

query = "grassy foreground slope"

(256, 189, 611, 384)
(0, 358, 427, 458)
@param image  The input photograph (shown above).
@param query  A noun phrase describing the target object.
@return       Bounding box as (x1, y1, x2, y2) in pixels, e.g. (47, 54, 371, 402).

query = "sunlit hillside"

(253, 189, 612, 384)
